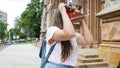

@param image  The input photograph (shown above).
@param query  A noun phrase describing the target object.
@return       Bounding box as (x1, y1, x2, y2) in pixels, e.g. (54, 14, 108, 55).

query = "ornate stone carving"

(104, 0, 120, 8)
(104, 0, 111, 8)
(71, 0, 78, 5)
(102, 21, 120, 41)
(96, 0, 120, 41)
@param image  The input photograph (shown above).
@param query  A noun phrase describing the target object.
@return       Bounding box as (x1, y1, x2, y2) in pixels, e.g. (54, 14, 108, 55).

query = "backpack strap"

(46, 42, 57, 59)
(40, 41, 57, 68)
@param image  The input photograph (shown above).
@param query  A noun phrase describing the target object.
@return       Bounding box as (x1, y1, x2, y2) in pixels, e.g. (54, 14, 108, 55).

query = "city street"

(0, 44, 41, 68)
(0, 0, 120, 68)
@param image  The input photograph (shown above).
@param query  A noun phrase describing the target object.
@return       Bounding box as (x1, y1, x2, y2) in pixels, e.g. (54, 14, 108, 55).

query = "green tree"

(9, 28, 20, 40)
(14, 16, 22, 30)
(19, 0, 44, 39)
(0, 20, 7, 40)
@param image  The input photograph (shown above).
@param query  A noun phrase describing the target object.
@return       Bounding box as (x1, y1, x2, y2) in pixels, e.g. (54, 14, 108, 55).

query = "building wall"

(97, 0, 120, 67)
(98, 0, 120, 42)
(0, 10, 7, 23)
(76, 0, 102, 47)
(99, 44, 120, 67)
(41, 0, 120, 46)
(40, 0, 102, 47)
(40, 0, 120, 66)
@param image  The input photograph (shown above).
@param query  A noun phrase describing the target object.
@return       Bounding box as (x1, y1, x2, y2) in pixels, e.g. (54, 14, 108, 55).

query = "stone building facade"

(40, 0, 102, 47)
(0, 10, 7, 23)
(96, 0, 120, 67)
(40, 0, 120, 67)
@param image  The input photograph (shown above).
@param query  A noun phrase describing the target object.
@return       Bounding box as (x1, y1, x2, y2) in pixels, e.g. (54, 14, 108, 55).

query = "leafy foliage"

(0, 20, 7, 40)
(9, 28, 20, 40)
(17, 0, 44, 39)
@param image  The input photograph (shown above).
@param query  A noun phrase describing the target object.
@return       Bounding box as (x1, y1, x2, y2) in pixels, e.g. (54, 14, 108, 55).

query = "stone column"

(46, 11, 51, 29)
(46, 3, 52, 29)
(39, 0, 47, 46)
(41, 8, 47, 31)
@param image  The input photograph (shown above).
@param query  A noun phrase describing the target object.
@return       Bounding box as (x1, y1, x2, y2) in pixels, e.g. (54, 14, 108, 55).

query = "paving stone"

(0, 44, 41, 68)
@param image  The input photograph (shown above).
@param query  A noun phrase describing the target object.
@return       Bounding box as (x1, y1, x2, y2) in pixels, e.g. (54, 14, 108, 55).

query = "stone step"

(76, 62, 108, 68)
(78, 57, 103, 63)
(78, 48, 98, 55)
(78, 53, 98, 58)
(91, 66, 109, 68)
(76, 66, 109, 68)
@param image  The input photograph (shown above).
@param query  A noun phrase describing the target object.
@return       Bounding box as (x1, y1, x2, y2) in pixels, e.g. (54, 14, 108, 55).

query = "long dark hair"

(52, 9, 73, 62)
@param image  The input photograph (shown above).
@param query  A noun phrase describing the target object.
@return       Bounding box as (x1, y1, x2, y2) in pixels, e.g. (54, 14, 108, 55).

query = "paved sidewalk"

(0, 44, 41, 68)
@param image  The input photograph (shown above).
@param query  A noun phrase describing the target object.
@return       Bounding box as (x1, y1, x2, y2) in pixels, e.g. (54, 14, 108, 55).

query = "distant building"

(0, 10, 7, 23)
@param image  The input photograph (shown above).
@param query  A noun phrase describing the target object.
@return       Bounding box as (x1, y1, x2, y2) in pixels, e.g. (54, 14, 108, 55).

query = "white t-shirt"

(45, 26, 81, 66)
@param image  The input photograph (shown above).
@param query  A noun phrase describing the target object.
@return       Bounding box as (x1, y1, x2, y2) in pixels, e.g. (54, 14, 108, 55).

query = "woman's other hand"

(77, 19, 93, 46)
(58, 3, 66, 13)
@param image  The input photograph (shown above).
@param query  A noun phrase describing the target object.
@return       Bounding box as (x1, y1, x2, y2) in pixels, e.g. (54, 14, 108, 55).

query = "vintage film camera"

(65, 2, 84, 23)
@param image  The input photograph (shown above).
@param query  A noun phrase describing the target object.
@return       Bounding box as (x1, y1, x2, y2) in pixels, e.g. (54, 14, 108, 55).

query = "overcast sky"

(0, 0, 31, 30)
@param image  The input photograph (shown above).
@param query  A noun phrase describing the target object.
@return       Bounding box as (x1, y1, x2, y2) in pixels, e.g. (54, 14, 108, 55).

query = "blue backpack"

(39, 41, 46, 58)
(39, 40, 57, 68)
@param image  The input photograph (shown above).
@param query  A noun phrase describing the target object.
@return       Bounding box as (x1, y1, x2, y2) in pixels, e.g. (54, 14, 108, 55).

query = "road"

(0, 43, 41, 68)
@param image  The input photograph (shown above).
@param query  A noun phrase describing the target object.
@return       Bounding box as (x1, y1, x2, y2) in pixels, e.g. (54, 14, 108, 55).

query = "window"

(0, 15, 2, 18)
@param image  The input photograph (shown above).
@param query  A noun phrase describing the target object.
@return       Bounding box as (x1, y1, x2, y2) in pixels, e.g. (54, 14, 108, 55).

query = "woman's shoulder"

(46, 26, 59, 36)
(48, 26, 59, 30)
(47, 26, 59, 32)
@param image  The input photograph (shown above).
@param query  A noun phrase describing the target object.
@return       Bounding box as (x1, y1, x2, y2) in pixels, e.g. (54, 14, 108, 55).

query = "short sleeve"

(46, 26, 59, 44)
(75, 32, 82, 40)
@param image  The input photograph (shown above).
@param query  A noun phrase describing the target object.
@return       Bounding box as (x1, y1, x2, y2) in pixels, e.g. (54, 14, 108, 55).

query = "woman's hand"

(51, 3, 75, 41)
(58, 3, 66, 13)
(72, 6, 80, 12)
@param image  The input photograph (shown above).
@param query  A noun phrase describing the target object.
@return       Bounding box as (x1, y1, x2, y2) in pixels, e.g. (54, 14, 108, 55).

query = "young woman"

(44, 3, 93, 68)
